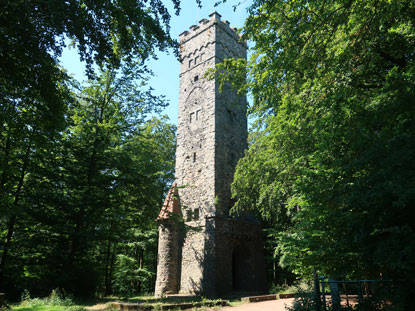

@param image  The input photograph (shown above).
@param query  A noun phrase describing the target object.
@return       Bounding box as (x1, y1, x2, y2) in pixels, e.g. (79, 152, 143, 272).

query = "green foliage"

(216, 0, 415, 305)
(0, 0, 185, 143)
(287, 293, 316, 311)
(16, 289, 85, 311)
(0, 63, 176, 299)
(113, 254, 154, 296)
(112, 228, 159, 296)
(1, 0, 187, 299)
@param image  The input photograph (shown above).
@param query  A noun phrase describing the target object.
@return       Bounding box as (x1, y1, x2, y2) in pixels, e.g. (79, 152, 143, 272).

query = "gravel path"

(219, 298, 294, 311)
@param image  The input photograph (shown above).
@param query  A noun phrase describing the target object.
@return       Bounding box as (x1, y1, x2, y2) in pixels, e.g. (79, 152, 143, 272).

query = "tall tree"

(214, 0, 415, 304)
(2, 64, 176, 298)
(0, 0, 189, 293)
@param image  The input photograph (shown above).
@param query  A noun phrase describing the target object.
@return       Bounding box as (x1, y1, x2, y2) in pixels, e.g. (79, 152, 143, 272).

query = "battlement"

(179, 11, 241, 44)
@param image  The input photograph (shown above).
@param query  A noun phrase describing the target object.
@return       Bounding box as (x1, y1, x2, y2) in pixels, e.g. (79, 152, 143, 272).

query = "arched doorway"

(232, 246, 252, 291)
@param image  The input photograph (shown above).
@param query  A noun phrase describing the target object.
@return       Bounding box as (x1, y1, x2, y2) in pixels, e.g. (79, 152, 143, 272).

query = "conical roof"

(157, 183, 180, 220)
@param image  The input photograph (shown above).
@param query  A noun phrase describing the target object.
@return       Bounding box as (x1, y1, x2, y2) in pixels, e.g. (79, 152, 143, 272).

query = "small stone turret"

(154, 184, 181, 297)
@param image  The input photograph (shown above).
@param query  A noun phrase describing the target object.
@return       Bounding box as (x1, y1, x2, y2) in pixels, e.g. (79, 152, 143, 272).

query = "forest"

(1, 0, 414, 310)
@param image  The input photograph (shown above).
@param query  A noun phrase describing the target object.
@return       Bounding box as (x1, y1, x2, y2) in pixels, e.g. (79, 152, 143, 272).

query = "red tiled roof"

(157, 183, 180, 220)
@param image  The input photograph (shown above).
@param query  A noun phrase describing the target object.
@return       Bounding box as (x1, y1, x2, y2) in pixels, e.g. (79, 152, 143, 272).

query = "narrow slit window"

(190, 112, 195, 123)
(193, 152, 197, 162)
(193, 208, 200, 220)
(186, 210, 192, 222)
(189, 59, 193, 68)
(196, 109, 201, 121)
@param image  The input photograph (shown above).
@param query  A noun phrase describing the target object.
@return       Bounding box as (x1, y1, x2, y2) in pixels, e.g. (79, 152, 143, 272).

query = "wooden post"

(358, 281, 364, 311)
(343, 282, 350, 308)
(329, 278, 341, 311)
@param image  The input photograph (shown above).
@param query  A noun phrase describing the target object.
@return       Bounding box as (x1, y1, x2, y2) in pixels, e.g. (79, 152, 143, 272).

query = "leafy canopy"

(214, 0, 415, 283)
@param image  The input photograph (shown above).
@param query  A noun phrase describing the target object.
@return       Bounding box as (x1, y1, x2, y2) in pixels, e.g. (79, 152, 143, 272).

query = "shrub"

(113, 254, 154, 296)
(18, 288, 85, 310)
(286, 291, 316, 311)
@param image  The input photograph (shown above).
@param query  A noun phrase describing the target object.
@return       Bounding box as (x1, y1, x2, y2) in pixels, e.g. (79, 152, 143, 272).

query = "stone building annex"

(154, 12, 266, 298)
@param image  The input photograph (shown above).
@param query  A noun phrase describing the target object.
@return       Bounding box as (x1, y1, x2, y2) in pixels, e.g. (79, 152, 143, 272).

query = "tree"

(215, 0, 415, 304)
(0, 0, 186, 131)
(0, 74, 73, 292)
(0, 63, 176, 298)
(1, 0, 188, 293)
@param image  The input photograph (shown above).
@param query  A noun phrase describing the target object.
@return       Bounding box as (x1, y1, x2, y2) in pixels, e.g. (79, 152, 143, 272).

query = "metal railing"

(317, 278, 392, 311)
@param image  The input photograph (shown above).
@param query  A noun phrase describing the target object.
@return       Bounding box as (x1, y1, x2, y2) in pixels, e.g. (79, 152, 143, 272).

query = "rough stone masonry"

(154, 12, 266, 298)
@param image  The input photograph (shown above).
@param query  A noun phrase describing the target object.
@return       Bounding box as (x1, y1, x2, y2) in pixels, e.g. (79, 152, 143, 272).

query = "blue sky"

(59, 1, 252, 126)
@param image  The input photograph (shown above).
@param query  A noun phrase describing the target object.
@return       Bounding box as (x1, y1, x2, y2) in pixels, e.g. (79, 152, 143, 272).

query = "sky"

(60, 1, 252, 126)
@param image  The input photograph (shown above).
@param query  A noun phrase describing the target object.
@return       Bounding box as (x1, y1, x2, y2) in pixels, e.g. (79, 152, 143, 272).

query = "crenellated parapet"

(179, 11, 246, 63)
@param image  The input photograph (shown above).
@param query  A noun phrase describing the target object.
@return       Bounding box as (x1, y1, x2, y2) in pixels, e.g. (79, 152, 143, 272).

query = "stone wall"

(176, 12, 218, 296)
(176, 12, 246, 221)
(214, 19, 247, 217)
(155, 221, 181, 297)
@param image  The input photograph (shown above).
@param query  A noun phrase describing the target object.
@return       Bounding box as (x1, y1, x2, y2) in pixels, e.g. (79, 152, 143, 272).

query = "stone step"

(278, 293, 296, 299)
(241, 293, 296, 303)
(241, 294, 277, 302)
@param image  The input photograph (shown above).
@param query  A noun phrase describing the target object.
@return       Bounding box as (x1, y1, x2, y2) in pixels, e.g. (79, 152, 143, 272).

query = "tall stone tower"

(155, 12, 266, 298)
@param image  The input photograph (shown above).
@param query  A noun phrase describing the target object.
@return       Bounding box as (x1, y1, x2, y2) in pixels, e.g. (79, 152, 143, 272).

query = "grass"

(9, 294, 228, 311)
(11, 305, 85, 311)
(8, 289, 90, 311)
(9, 290, 255, 311)
(119, 295, 229, 310)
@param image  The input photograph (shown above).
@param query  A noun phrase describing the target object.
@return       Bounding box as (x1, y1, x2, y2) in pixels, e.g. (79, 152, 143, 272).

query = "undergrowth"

(11, 289, 86, 311)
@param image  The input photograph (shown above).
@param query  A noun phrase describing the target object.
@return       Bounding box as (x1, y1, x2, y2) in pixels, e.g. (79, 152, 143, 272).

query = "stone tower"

(155, 12, 266, 298)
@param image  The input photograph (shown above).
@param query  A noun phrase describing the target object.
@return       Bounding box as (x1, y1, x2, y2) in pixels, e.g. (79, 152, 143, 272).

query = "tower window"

(186, 210, 192, 222)
(193, 208, 200, 220)
(193, 152, 197, 162)
(190, 112, 195, 123)
(195, 56, 199, 64)
(196, 109, 201, 121)
(189, 59, 193, 68)
(194, 75, 199, 82)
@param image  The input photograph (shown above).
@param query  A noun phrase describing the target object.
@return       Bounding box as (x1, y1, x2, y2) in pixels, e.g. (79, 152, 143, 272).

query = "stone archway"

(232, 246, 252, 291)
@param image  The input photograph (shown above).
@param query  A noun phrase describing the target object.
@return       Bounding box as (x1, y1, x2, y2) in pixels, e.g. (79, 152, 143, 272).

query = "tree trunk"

(104, 241, 112, 296)
(107, 243, 117, 295)
(68, 130, 99, 266)
(138, 249, 144, 269)
(0, 135, 11, 192)
(0, 138, 32, 290)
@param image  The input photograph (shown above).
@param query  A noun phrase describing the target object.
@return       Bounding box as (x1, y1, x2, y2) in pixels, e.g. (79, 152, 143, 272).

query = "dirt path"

(85, 298, 295, 311)
(219, 298, 294, 311)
